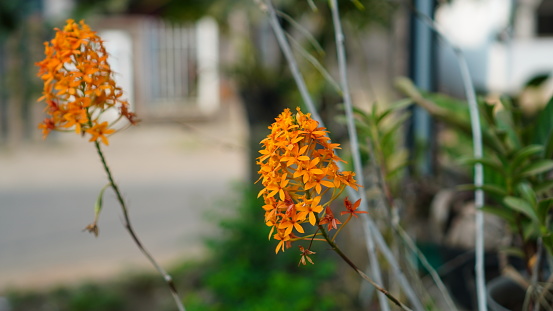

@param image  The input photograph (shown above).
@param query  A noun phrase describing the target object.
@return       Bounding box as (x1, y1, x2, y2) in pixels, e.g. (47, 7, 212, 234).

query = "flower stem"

(315, 216, 412, 311)
(94, 141, 186, 311)
(331, 214, 351, 242)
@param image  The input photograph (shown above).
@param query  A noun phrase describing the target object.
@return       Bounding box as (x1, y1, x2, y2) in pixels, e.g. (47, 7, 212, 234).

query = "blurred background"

(2, 0, 553, 310)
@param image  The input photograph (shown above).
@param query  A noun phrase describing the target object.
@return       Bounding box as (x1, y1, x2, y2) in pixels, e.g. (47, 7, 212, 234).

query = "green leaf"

(525, 73, 550, 88)
(351, 0, 365, 10)
(530, 95, 553, 152)
(544, 131, 553, 160)
(517, 182, 537, 207)
(523, 221, 539, 240)
(510, 145, 544, 170)
(387, 161, 409, 179)
(95, 184, 110, 216)
(352, 106, 371, 122)
(495, 106, 521, 149)
(535, 179, 553, 195)
(457, 184, 508, 198)
(503, 196, 539, 224)
(380, 113, 409, 150)
(542, 235, 553, 255)
(537, 198, 553, 226)
(500, 247, 525, 258)
(460, 157, 505, 176)
(519, 160, 553, 177)
(377, 99, 412, 123)
(480, 205, 516, 224)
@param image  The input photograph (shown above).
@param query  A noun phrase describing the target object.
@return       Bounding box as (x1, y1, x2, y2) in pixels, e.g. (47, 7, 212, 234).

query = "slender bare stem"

(366, 136, 458, 310)
(263, 1, 424, 308)
(406, 6, 486, 309)
(264, 0, 322, 124)
(327, 1, 391, 309)
(94, 141, 186, 311)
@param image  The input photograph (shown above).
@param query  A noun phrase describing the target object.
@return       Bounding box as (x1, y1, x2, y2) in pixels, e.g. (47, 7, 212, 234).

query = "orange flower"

(86, 122, 116, 145)
(36, 19, 137, 145)
(257, 107, 360, 253)
(319, 207, 342, 231)
(296, 196, 323, 226)
(341, 197, 367, 218)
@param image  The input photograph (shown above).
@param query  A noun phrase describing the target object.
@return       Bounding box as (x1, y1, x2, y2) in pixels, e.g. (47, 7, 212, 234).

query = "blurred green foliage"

(397, 76, 553, 274)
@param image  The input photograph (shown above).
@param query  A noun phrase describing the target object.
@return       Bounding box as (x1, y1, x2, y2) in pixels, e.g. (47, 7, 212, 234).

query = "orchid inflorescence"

(36, 19, 138, 145)
(257, 107, 365, 262)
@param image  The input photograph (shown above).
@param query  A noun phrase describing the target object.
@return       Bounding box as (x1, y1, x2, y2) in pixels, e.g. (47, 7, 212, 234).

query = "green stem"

(94, 141, 186, 311)
(315, 214, 412, 311)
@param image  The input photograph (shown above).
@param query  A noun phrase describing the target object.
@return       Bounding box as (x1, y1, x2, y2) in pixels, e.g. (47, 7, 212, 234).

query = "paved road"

(0, 108, 247, 291)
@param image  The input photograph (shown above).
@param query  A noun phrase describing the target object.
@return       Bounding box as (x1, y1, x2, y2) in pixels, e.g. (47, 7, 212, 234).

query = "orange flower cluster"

(257, 108, 362, 254)
(36, 19, 137, 145)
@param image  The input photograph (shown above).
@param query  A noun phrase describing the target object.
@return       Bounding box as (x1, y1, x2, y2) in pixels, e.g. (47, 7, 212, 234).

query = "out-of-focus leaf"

(523, 221, 539, 240)
(510, 145, 544, 171)
(501, 247, 525, 258)
(542, 234, 553, 254)
(530, 95, 553, 151)
(380, 114, 409, 152)
(458, 184, 508, 198)
(504, 196, 539, 224)
(351, 0, 365, 10)
(495, 107, 521, 149)
(377, 99, 412, 123)
(535, 180, 553, 195)
(352, 106, 371, 122)
(517, 182, 537, 207)
(461, 157, 505, 176)
(481, 205, 516, 224)
(519, 160, 553, 177)
(537, 198, 553, 226)
(525, 73, 550, 88)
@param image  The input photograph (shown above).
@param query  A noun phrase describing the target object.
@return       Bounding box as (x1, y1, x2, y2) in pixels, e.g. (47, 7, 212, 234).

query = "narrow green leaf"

(500, 247, 525, 258)
(519, 160, 553, 177)
(95, 183, 111, 216)
(387, 161, 409, 179)
(354, 119, 371, 134)
(460, 157, 505, 176)
(537, 198, 553, 226)
(544, 130, 553, 159)
(510, 145, 543, 170)
(377, 99, 412, 123)
(380, 114, 410, 150)
(535, 179, 553, 195)
(525, 74, 550, 87)
(530, 95, 553, 148)
(517, 182, 537, 207)
(458, 184, 508, 198)
(480, 205, 516, 224)
(503, 196, 539, 224)
(523, 221, 539, 240)
(352, 106, 371, 122)
(542, 235, 553, 255)
(351, 0, 365, 10)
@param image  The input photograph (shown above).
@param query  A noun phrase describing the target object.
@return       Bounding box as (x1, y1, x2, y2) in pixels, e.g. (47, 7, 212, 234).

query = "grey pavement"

(0, 103, 247, 292)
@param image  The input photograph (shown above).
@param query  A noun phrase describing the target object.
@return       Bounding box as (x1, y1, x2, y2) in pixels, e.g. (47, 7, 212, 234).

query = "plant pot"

(487, 276, 526, 311)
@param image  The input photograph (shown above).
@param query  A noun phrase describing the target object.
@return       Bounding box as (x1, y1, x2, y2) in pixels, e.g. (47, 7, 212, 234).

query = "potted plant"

(397, 77, 553, 310)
